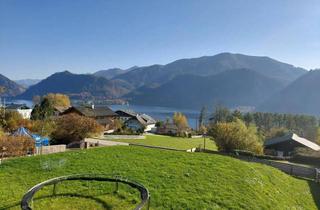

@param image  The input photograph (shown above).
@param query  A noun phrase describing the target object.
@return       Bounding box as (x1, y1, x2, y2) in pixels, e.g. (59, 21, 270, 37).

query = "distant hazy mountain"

(15, 79, 41, 88)
(0, 74, 25, 97)
(94, 68, 129, 79)
(94, 66, 138, 79)
(114, 53, 306, 88)
(258, 70, 320, 115)
(126, 69, 285, 109)
(18, 71, 133, 99)
(15, 52, 308, 111)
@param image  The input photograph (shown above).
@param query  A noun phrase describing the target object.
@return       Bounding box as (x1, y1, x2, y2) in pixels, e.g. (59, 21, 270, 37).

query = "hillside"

(15, 79, 41, 88)
(0, 74, 25, 97)
(126, 69, 285, 109)
(17, 71, 134, 99)
(114, 52, 306, 88)
(258, 70, 320, 115)
(0, 146, 318, 209)
(94, 68, 130, 79)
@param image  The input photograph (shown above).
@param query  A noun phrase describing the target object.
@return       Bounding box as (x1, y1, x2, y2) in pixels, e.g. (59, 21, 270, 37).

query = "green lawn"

(0, 146, 319, 209)
(109, 134, 217, 151)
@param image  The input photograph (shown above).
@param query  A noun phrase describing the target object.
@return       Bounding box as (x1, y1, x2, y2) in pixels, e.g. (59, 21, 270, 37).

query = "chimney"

(91, 104, 95, 109)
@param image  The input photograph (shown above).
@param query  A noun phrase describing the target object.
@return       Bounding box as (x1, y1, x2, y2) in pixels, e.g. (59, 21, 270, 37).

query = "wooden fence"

(40, 145, 66, 155)
(200, 150, 320, 181)
(236, 155, 319, 180)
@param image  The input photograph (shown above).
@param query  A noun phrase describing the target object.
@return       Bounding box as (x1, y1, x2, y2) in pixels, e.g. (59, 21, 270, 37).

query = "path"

(84, 138, 129, 146)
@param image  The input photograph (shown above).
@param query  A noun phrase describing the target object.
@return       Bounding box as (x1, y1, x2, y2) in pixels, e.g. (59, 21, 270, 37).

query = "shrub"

(0, 136, 35, 157)
(209, 119, 263, 154)
(27, 120, 56, 137)
(51, 114, 103, 145)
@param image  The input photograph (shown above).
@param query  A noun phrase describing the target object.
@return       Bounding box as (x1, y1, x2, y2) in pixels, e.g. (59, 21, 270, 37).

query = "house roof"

(63, 106, 117, 118)
(136, 115, 148, 126)
(6, 104, 30, 110)
(264, 132, 320, 151)
(140, 114, 156, 124)
(115, 109, 137, 117)
(54, 106, 69, 113)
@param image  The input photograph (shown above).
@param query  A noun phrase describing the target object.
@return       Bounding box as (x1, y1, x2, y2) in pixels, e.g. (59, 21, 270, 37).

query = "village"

(1, 94, 320, 209)
(1, 93, 320, 160)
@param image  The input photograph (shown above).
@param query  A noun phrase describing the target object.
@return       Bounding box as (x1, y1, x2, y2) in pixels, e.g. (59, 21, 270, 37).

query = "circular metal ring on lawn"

(20, 174, 150, 210)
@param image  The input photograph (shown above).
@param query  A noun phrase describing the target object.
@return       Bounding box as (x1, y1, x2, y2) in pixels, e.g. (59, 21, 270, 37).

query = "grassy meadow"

(0, 146, 319, 209)
(108, 134, 217, 151)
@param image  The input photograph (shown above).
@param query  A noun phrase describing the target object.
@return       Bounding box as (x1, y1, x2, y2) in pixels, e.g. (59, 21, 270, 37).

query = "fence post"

(114, 181, 119, 193)
(290, 165, 293, 175)
(315, 168, 320, 183)
(53, 183, 57, 195)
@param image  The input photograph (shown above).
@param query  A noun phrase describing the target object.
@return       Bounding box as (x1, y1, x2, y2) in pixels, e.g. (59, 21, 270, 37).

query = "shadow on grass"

(308, 181, 320, 209)
(0, 193, 113, 210)
(293, 176, 320, 209)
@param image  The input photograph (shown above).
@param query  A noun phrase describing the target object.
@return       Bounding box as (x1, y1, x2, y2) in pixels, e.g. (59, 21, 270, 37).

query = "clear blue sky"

(1, 0, 320, 80)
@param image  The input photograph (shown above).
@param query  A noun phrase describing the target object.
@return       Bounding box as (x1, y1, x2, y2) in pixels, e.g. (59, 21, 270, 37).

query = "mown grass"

(109, 134, 217, 151)
(0, 146, 319, 209)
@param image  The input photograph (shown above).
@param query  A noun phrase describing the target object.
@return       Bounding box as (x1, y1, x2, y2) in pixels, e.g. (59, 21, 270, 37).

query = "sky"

(1, 0, 320, 80)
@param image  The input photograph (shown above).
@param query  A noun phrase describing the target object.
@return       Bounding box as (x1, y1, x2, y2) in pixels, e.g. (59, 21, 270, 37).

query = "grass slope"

(0, 146, 319, 209)
(109, 134, 217, 151)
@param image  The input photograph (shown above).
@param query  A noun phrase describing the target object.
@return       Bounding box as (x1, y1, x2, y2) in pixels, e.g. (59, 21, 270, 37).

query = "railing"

(20, 174, 150, 210)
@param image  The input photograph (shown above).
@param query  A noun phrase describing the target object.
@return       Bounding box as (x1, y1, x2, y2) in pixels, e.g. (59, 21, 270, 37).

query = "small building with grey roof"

(264, 132, 320, 157)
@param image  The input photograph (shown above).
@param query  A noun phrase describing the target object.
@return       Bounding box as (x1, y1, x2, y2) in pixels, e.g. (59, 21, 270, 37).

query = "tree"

(113, 118, 124, 132)
(173, 112, 189, 134)
(155, 121, 164, 128)
(0, 127, 4, 137)
(198, 106, 207, 129)
(265, 127, 289, 140)
(51, 114, 103, 145)
(211, 105, 232, 124)
(31, 98, 54, 120)
(3, 111, 24, 132)
(44, 93, 71, 108)
(27, 120, 56, 137)
(199, 125, 208, 135)
(209, 119, 263, 154)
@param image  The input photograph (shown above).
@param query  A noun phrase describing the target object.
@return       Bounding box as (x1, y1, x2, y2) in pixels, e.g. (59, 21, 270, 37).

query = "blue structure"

(13, 127, 49, 147)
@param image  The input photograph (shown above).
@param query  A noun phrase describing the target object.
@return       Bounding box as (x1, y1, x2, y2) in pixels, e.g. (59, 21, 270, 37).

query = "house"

(115, 109, 157, 132)
(61, 105, 118, 130)
(156, 123, 179, 135)
(264, 132, 320, 157)
(53, 106, 69, 116)
(5, 104, 32, 119)
(140, 114, 156, 131)
(125, 114, 156, 132)
(115, 110, 137, 122)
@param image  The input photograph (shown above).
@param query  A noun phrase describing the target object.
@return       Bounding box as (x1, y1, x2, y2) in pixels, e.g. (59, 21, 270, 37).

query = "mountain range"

(113, 53, 305, 89)
(18, 71, 133, 100)
(126, 68, 286, 109)
(258, 70, 320, 115)
(15, 79, 41, 88)
(4, 52, 319, 115)
(0, 74, 25, 97)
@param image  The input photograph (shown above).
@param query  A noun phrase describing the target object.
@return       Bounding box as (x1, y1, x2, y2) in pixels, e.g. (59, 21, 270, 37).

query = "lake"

(7, 100, 201, 129)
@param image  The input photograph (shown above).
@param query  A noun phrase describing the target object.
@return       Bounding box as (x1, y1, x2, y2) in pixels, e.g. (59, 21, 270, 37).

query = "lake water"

(7, 100, 200, 129)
